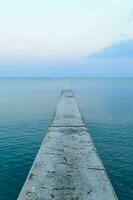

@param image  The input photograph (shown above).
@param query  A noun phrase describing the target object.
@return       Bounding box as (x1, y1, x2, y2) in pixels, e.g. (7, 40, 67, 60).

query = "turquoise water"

(0, 78, 133, 200)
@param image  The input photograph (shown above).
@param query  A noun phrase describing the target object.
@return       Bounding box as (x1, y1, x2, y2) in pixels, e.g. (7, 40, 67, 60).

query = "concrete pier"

(17, 88, 118, 200)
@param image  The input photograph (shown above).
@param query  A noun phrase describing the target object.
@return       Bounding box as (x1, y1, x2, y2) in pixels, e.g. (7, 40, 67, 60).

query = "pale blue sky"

(0, 0, 133, 77)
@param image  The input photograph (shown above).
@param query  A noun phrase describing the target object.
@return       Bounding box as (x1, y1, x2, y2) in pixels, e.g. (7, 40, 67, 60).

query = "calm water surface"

(0, 78, 133, 200)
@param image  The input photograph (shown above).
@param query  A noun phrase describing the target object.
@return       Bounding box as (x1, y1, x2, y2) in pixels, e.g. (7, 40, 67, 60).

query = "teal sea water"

(0, 78, 133, 200)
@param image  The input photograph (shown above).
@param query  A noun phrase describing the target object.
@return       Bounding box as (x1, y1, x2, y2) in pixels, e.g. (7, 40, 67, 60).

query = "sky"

(0, 0, 133, 77)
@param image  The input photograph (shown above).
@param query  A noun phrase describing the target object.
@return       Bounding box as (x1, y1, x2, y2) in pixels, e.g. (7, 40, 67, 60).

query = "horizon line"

(0, 77, 133, 79)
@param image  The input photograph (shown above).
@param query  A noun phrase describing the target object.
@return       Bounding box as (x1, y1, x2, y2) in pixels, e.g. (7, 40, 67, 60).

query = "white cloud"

(0, 0, 133, 59)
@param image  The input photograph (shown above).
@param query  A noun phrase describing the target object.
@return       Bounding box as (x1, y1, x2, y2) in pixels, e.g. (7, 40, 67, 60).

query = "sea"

(0, 78, 133, 200)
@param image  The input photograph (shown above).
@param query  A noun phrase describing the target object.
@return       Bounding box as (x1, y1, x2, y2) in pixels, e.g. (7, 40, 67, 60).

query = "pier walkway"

(18, 88, 118, 200)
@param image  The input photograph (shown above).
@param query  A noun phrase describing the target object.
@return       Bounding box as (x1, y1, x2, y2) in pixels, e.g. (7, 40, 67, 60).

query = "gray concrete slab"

(51, 89, 85, 127)
(17, 88, 118, 200)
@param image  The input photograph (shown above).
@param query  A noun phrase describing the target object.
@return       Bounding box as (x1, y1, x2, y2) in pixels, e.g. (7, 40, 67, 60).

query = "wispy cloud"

(0, 0, 133, 77)
(88, 39, 133, 58)
(0, 0, 133, 59)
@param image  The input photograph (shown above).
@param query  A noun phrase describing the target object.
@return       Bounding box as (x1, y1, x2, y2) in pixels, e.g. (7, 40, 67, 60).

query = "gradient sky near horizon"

(0, 0, 133, 77)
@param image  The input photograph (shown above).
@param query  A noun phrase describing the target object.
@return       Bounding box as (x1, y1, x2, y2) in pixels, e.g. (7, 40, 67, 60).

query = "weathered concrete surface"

(51, 89, 85, 127)
(17, 88, 118, 200)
